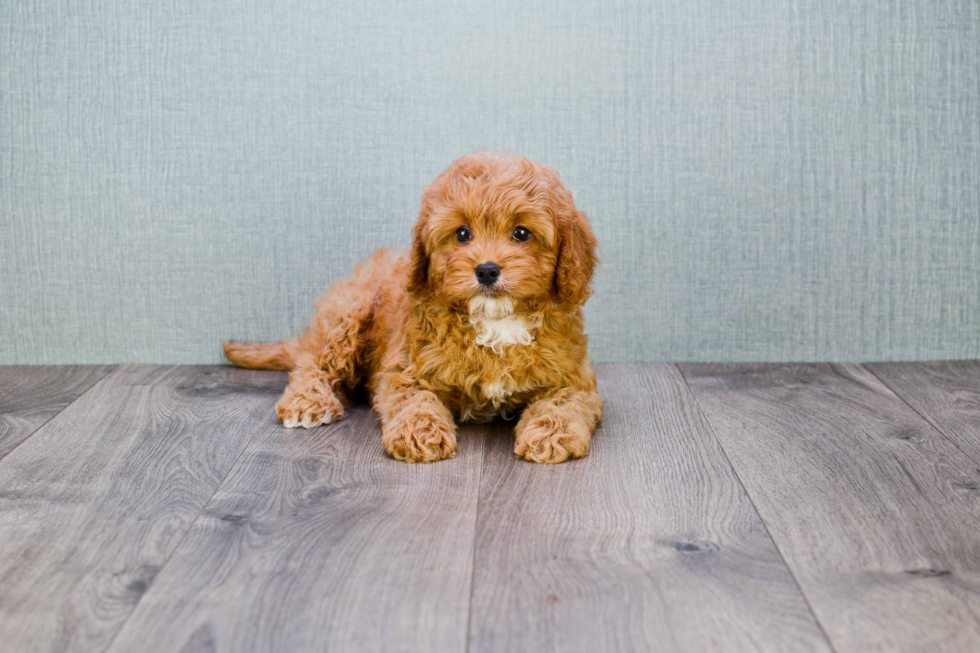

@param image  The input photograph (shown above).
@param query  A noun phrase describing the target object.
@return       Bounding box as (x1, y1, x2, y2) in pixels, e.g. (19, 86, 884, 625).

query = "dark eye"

(512, 226, 531, 242)
(455, 226, 472, 243)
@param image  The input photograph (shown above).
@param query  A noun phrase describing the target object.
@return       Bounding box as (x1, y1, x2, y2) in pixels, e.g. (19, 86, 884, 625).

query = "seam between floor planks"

(0, 365, 116, 462)
(464, 425, 489, 653)
(0, 365, 287, 653)
(0, 373, 104, 462)
(103, 407, 487, 653)
(679, 362, 980, 652)
(672, 363, 839, 653)
(466, 364, 832, 653)
(6, 363, 980, 652)
(97, 383, 275, 653)
(863, 364, 980, 470)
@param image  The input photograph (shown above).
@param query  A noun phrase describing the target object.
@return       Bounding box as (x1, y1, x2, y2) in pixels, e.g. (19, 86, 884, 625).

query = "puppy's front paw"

(276, 385, 344, 429)
(514, 411, 590, 464)
(383, 406, 457, 463)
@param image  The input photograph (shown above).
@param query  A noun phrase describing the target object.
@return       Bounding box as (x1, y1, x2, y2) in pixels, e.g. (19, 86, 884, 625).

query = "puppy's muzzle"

(475, 262, 501, 287)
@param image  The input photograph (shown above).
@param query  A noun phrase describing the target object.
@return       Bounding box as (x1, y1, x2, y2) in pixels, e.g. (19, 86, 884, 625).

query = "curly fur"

(225, 152, 602, 463)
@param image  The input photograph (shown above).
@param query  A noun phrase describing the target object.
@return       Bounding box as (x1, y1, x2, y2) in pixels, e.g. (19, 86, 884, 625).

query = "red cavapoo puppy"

(224, 152, 602, 463)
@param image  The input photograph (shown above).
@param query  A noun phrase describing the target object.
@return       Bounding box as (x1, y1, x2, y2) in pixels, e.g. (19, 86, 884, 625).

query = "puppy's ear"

(407, 216, 430, 295)
(555, 209, 598, 305)
(541, 167, 598, 305)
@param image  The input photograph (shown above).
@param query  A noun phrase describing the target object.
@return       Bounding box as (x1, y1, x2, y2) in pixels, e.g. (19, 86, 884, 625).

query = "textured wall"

(2, 1, 979, 364)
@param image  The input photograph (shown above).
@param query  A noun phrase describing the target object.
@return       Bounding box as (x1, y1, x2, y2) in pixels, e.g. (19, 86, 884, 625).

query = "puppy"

(224, 152, 602, 463)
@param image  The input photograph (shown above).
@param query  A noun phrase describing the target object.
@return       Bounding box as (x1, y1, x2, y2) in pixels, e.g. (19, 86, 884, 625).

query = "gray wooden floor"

(1, 363, 979, 653)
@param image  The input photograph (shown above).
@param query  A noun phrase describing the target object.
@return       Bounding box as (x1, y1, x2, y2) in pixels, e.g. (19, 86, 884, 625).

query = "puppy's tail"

(223, 340, 293, 371)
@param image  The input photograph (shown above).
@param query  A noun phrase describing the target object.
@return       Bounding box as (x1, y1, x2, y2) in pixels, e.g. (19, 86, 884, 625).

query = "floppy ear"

(555, 210, 598, 305)
(406, 215, 430, 295)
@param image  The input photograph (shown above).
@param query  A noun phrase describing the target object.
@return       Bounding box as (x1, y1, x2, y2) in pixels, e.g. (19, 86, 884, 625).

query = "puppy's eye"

(455, 226, 472, 243)
(512, 226, 531, 242)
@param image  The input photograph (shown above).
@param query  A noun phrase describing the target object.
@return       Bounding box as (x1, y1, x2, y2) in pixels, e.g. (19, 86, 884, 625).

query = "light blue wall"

(2, 1, 979, 364)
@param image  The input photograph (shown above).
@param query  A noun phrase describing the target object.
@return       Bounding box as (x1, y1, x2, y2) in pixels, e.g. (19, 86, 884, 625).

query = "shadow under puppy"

(225, 152, 602, 463)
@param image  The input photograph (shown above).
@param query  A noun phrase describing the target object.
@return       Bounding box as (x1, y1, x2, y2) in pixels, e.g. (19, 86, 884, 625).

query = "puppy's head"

(408, 153, 597, 313)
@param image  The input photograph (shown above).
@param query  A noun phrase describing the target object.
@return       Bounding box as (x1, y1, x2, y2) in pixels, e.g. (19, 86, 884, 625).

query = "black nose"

(475, 262, 501, 287)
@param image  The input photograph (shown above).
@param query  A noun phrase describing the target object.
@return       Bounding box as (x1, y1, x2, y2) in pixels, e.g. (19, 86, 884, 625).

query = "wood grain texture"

(681, 363, 980, 653)
(468, 364, 831, 653)
(105, 409, 486, 653)
(0, 365, 285, 653)
(0, 365, 115, 459)
(866, 361, 980, 464)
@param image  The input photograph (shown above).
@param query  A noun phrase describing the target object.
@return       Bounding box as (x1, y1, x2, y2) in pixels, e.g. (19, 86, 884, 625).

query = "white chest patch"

(473, 314, 535, 352)
(482, 381, 510, 402)
(467, 296, 537, 354)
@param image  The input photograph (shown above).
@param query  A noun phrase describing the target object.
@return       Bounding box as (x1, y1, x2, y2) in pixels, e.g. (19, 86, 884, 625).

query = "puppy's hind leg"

(277, 380, 344, 428)
(224, 338, 341, 427)
(275, 248, 393, 429)
(276, 366, 345, 429)
(276, 321, 361, 428)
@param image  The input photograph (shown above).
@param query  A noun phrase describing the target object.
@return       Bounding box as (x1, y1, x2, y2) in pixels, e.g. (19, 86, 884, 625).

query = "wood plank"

(680, 363, 980, 653)
(0, 365, 115, 460)
(0, 365, 285, 653)
(866, 361, 980, 464)
(468, 364, 831, 653)
(104, 409, 486, 653)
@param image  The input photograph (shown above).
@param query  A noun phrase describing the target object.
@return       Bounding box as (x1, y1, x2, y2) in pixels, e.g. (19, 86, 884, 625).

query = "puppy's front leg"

(374, 377, 457, 463)
(515, 388, 603, 463)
